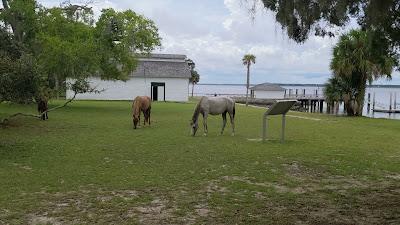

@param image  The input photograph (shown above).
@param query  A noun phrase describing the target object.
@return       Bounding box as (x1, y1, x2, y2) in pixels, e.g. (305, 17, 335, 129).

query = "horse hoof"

(203, 133, 207, 136)
(231, 133, 235, 136)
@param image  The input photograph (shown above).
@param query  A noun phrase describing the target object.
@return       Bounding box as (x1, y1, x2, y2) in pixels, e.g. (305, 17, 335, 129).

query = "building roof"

(250, 83, 285, 91)
(131, 54, 191, 79)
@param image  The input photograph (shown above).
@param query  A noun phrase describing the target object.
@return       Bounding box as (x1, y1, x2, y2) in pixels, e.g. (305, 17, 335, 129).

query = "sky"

(38, 0, 400, 85)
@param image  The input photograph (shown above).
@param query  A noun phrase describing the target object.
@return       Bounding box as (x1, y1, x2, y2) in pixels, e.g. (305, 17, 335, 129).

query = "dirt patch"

(29, 215, 61, 225)
(194, 203, 210, 217)
(222, 175, 307, 194)
(204, 180, 228, 198)
(129, 198, 177, 224)
(8, 187, 219, 225)
(386, 174, 400, 180)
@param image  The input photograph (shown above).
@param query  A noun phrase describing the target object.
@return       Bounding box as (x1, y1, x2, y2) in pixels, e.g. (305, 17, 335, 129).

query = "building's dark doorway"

(151, 82, 165, 101)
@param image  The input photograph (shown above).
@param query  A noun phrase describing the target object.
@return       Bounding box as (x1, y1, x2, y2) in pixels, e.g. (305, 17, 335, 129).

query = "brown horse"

(132, 96, 151, 129)
(37, 96, 49, 120)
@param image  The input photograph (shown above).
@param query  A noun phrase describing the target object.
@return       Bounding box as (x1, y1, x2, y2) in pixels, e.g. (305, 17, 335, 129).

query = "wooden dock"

(373, 109, 400, 113)
(285, 94, 326, 113)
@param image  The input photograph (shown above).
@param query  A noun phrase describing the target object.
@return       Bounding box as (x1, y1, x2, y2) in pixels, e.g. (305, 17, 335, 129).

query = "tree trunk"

(343, 94, 354, 116)
(245, 64, 250, 107)
(355, 83, 366, 116)
(191, 82, 195, 97)
(54, 74, 59, 100)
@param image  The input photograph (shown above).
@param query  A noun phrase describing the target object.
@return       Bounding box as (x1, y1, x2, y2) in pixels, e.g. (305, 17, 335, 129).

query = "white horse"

(190, 96, 235, 136)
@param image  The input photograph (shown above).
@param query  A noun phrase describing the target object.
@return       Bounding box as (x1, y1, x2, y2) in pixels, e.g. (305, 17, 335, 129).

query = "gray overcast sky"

(39, 0, 400, 85)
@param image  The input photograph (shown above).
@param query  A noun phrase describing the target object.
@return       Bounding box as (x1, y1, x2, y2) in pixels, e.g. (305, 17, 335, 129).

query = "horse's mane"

(192, 97, 204, 123)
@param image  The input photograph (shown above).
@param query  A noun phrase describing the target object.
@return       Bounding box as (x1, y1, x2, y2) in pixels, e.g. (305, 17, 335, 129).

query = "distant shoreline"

(196, 83, 400, 88)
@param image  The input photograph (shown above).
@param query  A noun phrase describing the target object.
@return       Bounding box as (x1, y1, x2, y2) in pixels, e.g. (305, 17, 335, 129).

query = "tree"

(94, 8, 161, 80)
(242, 54, 256, 106)
(323, 76, 356, 115)
(330, 29, 396, 116)
(0, 1, 161, 124)
(257, 0, 399, 70)
(186, 59, 200, 97)
(0, 25, 41, 104)
(0, 0, 38, 47)
(190, 70, 200, 97)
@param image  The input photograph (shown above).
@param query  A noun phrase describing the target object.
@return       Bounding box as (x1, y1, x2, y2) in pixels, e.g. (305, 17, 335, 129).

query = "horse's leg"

(221, 112, 227, 135)
(138, 112, 141, 127)
(148, 108, 151, 126)
(143, 109, 146, 126)
(229, 111, 235, 136)
(202, 112, 208, 136)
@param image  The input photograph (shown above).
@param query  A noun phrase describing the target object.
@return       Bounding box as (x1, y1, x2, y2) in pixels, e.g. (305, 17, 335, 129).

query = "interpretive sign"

(263, 100, 297, 142)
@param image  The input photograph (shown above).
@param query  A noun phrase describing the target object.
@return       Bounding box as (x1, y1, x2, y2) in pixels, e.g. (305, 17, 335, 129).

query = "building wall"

(253, 90, 285, 99)
(66, 77, 189, 102)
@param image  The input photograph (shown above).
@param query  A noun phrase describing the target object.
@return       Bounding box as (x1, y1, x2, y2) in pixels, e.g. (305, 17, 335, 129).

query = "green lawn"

(0, 100, 399, 224)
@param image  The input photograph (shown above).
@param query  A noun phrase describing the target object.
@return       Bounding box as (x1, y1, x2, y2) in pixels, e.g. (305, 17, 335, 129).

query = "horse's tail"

(233, 103, 235, 119)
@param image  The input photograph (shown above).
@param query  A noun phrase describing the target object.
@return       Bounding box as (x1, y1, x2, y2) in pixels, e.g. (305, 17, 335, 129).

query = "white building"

(250, 83, 286, 99)
(66, 54, 191, 102)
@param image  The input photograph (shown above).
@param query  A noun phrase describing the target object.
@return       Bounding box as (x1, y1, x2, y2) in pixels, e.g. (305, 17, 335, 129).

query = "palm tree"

(186, 58, 200, 97)
(330, 30, 396, 116)
(323, 76, 356, 114)
(190, 70, 200, 97)
(242, 54, 256, 106)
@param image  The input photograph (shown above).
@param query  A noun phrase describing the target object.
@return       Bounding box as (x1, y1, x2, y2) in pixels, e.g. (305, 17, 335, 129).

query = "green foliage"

(242, 54, 256, 66)
(242, 54, 256, 106)
(0, 0, 162, 104)
(0, 53, 40, 103)
(0, 0, 38, 47)
(0, 27, 42, 103)
(259, 0, 399, 69)
(329, 29, 397, 115)
(95, 8, 162, 80)
(36, 6, 101, 85)
(190, 70, 200, 84)
(331, 30, 396, 83)
(260, 0, 398, 43)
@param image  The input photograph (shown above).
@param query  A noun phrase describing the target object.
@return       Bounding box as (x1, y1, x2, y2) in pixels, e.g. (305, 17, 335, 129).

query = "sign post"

(263, 100, 297, 143)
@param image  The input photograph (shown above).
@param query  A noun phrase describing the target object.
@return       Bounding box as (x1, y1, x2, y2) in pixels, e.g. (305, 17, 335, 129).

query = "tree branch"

(0, 91, 77, 126)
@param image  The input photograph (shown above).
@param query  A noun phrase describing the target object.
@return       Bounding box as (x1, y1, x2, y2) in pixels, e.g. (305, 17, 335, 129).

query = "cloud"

(37, 0, 398, 84)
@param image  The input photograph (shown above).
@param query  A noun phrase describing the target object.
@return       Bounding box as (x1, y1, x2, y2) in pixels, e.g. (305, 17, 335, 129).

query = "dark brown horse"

(37, 96, 49, 120)
(132, 96, 151, 129)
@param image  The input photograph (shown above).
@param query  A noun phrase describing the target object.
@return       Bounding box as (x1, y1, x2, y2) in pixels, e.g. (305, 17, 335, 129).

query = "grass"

(0, 100, 399, 224)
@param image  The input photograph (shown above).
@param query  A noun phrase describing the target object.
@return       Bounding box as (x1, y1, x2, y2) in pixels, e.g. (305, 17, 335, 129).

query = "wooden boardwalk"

(285, 94, 326, 113)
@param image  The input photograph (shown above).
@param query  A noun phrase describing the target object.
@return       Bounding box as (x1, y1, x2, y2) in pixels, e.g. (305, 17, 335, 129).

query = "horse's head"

(190, 121, 198, 136)
(133, 115, 139, 129)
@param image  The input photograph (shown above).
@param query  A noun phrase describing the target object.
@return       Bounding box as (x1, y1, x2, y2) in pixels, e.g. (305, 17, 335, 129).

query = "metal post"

(281, 114, 286, 143)
(367, 93, 371, 113)
(395, 93, 397, 110)
(373, 92, 376, 111)
(262, 115, 267, 142)
(390, 92, 392, 111)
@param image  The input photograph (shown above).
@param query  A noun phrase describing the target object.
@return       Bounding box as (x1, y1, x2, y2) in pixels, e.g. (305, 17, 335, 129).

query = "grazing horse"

(37, 97, 48, 120)
(190, 96, 235, 136)
(132, 96, 151, 129)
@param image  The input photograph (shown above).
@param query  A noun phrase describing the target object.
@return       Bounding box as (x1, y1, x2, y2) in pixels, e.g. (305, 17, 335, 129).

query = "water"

(190, 84, 400, 120)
